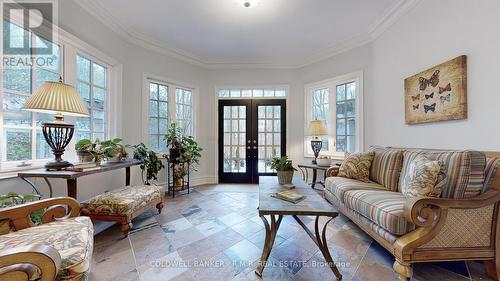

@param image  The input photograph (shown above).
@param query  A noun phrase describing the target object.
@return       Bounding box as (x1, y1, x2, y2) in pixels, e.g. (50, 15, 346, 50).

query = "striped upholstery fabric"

(483, 157, 500, 193)
(325, 176, 388, 203)
(369, 146, 404, 191)
(323, 190, 399, 244)
(343, 189, 414, 235)
(398, 149, 486, 199)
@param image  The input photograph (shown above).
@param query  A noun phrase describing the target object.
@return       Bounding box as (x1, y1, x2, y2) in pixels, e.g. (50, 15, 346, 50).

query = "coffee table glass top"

(258, 176, 337, 216)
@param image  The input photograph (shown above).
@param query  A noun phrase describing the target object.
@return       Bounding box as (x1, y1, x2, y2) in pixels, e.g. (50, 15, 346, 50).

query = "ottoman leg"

(121, 219, 132, 238)
(156, 202, 164, 214)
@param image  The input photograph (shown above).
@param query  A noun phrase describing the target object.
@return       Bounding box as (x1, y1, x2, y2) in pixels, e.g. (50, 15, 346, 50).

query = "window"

(175, 88, 193, 136)
(304, 72, 363, 158)
(75, 55, 108, 142)
(1, 20, 61, 166)
(144, 76, 196, 152)
(218, 88, 286, 98)
(148, 82, 168, 151)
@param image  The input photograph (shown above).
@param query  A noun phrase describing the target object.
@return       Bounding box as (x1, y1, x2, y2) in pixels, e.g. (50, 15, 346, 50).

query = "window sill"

(0, 165, 45, 180)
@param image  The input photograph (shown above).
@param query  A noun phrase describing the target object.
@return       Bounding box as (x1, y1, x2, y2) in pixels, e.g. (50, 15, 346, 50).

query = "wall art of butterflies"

(404, 55, 467, 124)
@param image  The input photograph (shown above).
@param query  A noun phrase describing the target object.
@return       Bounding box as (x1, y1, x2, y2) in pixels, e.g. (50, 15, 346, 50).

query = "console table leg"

(67, 179, 77, 199)
(125, 166, 131, 186)
(312, 169, 318, 189)
(255, 214, 282, 277)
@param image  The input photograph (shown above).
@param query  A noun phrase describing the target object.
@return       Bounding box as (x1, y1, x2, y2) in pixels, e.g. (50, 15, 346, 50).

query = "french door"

(218, 99, 286, 183)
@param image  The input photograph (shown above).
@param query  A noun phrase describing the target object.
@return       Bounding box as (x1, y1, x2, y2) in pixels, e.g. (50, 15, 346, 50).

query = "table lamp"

(308, 120, 327, 164)
(22, 80, 89, 170)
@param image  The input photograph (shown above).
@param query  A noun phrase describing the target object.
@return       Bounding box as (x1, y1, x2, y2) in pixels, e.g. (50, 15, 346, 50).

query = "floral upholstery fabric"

(343, 189, 415, 235)
(324, 176, 387, 203)
(368, 146, 404, 191)
(80, 185, 163, 216)
(398, 149, 486, 198)
(401, 155, 443, 198)
(0, 216, 93, 281)
(338, 152, 375, 182)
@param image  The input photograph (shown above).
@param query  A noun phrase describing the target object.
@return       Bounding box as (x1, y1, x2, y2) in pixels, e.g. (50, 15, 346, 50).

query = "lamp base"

(45, 159, 73, 171)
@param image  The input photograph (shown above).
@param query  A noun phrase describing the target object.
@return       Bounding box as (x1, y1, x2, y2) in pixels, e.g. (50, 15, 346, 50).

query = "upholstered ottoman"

(80, 185, 164, 237)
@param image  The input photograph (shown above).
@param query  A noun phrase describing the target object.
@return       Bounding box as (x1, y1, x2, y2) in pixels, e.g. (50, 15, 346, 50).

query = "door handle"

(253, 146, 257, 149)
(247, 146, 251, 150)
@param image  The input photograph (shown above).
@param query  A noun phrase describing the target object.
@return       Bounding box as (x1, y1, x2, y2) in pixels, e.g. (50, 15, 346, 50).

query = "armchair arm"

(0, 244, 61, 281)
(325, 166, 339, 178)
(0, 197, 80, 231)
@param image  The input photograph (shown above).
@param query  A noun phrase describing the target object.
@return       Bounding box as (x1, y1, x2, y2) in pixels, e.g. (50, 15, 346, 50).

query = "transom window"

(75, 55, 108, 142)
(145, 78, 195, 152)
(218, 88, 286, 98)
(304, 72, 363, 158)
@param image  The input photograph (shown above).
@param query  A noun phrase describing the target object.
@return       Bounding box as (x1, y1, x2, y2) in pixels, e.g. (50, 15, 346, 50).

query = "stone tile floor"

(89, 184, 493, 281)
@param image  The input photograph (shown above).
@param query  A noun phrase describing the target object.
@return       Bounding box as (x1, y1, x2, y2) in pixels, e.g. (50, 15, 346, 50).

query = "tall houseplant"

(164, 123, 203, 189)
(267, 156, 296, 185)
(130, 143, 164, 185)
(100, 138, 128, 162)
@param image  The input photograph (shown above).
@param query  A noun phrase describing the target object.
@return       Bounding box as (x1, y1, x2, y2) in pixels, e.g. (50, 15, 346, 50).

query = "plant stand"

(166, 157, 190, 198)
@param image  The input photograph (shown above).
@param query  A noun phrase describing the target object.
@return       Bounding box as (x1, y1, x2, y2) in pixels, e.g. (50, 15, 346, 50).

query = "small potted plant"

(101, 138, 128, 163)
(267, 156, 296, 185)
(130, 143, 164, 185)
(75, 139, 102, 163)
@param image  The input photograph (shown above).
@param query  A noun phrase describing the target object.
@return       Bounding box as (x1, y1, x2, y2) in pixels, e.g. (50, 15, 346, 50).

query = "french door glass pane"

(258, 105, 281, 173)
(222, 105, 246, 173)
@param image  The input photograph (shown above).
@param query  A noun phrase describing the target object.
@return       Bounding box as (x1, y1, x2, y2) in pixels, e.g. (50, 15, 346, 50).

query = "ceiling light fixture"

(238, 0, 258, 8)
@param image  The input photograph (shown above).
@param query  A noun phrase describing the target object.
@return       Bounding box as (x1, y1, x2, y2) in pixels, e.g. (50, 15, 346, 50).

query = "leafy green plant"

(164, 122, 203, 171)
(100, 138, 128, 161)
(130, 143, 164, 185)
(75, 139, 104, 162)
(267, 156, 296, 171)
(0, 192, 43, 225)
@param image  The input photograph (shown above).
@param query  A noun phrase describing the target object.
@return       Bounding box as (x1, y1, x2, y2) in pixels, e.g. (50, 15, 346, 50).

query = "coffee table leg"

(315, 216, 342, 280)
(255, 214, 282, 277)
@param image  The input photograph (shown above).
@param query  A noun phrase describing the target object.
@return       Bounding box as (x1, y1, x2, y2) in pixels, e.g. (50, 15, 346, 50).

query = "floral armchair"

(0, 197, 93, 281)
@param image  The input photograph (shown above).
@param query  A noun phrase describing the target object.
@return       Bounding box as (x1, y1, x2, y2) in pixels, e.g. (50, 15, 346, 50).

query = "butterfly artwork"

(419, 70, 440, 91)
(439, 83, 452, 94)
(440, 93, 451, 104)
(404, 55, 467, 124)
(424, 103, 436, 113)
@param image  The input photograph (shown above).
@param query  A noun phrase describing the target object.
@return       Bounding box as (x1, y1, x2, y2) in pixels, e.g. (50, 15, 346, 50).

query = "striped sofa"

(324, 147, 500, 281)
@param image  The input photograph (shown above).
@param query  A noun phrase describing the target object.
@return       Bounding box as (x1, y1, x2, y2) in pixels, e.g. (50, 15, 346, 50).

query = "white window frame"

(304, 71, 364, 159)
(0, 14, 122, 174)
(141, 73, 198, 154)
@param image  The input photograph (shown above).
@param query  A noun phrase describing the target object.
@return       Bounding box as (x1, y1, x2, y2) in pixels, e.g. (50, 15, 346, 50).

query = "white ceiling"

(76, 0, 419, 68)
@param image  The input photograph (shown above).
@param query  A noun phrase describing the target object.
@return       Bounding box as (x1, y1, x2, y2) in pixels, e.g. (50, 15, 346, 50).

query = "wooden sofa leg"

(484, 260, 499, 280)
(393, 259, 412, 281)
(121, 221, 132, 238)
(156, 202, 164, 214)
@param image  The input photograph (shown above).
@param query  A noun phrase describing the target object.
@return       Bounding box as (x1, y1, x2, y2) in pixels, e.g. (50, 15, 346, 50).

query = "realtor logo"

(2, 0, 56, 55)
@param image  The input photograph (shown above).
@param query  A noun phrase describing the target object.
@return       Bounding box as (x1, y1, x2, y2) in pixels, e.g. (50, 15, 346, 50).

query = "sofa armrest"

(0, 244, 61, 281)
(325, 167, 339, 178)
(0, 197, 80, 231)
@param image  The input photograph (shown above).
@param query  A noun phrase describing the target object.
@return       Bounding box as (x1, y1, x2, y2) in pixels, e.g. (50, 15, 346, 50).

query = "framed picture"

(404, 55, 467, 124)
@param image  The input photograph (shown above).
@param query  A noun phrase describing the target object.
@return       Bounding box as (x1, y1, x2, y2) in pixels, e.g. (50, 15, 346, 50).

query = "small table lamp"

(308, 120, 327, 164)
(22, 80, 89, 170)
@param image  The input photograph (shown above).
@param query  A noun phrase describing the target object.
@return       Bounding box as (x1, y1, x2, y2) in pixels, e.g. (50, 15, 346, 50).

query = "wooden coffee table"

(255, 176, 342, 280)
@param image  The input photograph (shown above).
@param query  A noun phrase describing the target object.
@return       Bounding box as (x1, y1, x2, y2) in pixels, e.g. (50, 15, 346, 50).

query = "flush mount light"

(238, 0, 258, 8)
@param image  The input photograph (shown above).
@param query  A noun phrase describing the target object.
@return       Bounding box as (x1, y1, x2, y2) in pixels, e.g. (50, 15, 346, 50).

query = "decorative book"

(272, 190, 305, 204)
(65, 162, 99, 172)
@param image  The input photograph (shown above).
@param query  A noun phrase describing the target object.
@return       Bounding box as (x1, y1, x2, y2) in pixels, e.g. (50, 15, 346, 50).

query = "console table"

(18, 159, 141, 199)
(298, 162, 341, 189)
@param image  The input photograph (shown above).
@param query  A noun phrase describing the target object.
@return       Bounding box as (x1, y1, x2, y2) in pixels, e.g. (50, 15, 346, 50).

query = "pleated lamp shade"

(308, 120, 327, 136)
(22, 81, 89, 117)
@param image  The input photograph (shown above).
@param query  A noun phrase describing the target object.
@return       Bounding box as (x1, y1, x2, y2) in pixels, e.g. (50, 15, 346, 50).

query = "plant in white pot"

(267, 156, 296, 185)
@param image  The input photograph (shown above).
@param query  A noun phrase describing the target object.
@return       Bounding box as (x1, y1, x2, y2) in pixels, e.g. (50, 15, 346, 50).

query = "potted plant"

(130, 143, 164, 185)
(75, 139, 103, 163)
(0, 192, 42, 225)
(100, 138, 128, 163)
(267, 156, 296, 185)
(164, 123, 203, 190)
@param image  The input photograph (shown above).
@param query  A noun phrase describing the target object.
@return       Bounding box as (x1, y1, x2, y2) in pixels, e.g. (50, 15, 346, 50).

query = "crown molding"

(74, 0, 420, 69)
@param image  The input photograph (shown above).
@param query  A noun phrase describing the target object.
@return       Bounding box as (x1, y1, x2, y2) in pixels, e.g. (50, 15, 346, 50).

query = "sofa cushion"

(80, 185, 163, 216)
(369, 146, 404, 191)
(401, 155, 443, 198)
(398, 149, 486, 199)
(0, 216, 93, 281)
(325, 177, 388, 203)
(338, 152, 375, 182)
(343, 189, 414, 235)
